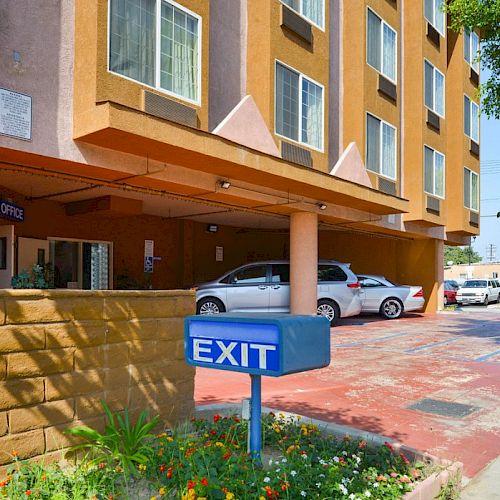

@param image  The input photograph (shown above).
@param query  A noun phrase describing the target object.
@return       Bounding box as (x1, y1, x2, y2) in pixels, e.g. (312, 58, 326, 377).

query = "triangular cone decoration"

(329, 142, 373, 188)
(213, 95, 280, 157)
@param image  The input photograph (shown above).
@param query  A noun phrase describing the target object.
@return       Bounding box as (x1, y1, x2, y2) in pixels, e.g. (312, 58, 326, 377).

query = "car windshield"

(463, 280, 487, 288)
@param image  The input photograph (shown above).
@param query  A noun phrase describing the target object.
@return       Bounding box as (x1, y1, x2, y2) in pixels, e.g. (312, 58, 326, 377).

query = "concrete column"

(435, 239, 444, 310)
(290, 212, 318, 315)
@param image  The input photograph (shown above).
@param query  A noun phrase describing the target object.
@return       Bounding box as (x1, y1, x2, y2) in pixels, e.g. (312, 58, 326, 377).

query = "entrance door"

(0, 225, 14, 288)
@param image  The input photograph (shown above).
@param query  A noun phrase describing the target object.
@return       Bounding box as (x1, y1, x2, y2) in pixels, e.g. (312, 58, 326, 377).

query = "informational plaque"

(0, 88, 32, 141)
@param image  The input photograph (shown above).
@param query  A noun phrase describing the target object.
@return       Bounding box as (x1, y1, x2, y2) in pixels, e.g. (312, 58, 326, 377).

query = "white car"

(456, 279, 500, 306)
(357, 275, 425, 319)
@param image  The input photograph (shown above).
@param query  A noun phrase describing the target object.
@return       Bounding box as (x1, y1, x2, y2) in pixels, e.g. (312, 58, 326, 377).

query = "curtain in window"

(382, 123, 396, 179)
(424, 146, 434, 194)
(435, 71, 444, 116)
(464, 96, 471, 136)
(367, 10, 381, 71)
(382, 24, 396, 81)
(471, 102, 479, 142)
(424, 61, 434, 110)
(434, 152, 444, 197)
(366, 114, 380, 173)
(109, 0, 155, 86)
(471, 172, 478, 210)
(464, 169, 471, 208)
(302, 79, 323, 149)
(276, 63, 299, 142)
(303, 0, 324, 27)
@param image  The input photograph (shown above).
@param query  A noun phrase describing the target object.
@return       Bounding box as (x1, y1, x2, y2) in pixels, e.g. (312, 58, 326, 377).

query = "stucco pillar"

(290, 212, 318, 315)
(436, 240, 444, 310)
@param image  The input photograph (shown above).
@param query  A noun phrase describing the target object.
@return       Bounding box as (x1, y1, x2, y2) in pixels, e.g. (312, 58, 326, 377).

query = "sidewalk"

(461, 457, 500, 499)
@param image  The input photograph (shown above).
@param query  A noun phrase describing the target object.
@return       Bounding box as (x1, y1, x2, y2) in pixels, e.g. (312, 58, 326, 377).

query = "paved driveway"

(195, 310, 500, 479)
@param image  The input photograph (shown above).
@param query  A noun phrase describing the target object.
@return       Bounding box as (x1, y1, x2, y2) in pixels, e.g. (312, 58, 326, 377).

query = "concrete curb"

(196, 403, 463, 499)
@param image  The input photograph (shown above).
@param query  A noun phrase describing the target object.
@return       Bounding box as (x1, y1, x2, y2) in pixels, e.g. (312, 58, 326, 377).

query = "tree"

(445, 0, 500, 118)
(444, 245, 482, 265)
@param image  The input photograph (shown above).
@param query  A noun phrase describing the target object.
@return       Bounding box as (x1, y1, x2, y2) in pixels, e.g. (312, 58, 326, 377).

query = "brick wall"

(0, 289, 195, 468)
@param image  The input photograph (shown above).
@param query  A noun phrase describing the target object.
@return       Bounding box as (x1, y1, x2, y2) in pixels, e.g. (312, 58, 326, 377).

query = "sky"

(472, 69, 500, 262)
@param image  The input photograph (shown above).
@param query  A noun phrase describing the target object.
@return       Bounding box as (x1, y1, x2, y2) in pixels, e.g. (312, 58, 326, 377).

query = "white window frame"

(423, 145, 446, 199)
(365, 112, 398, 181)
(274, 59, 325, 152)
(424, 59, 445, 118)
(424, 0, 445, 37)
(464, 94, 480, 142)
(464, 167, 479, 212)
(366, 8, 398, 84)
(464, 30, 480, 72)
(279, 0, 325, 31)
(107, 0, 202, 106)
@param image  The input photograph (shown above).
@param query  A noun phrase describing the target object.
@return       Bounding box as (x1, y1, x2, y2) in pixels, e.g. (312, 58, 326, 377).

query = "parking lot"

(195, 308, 500, 480)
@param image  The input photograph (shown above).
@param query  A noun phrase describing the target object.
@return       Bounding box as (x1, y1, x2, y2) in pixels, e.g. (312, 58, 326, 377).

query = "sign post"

(185, 314, 330, 461)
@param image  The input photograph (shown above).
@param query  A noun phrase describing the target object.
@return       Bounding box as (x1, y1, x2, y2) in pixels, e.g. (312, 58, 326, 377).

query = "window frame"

(464, 167, 479, 212)
(464, 94, 480, 142)
(366, 7, 398, 84)
(424, 0, 445, 37)
(464, 30, 480, 72)
(424, 59, 445, 118)
(423, 145, 446, 199)
(107, 0, 203, 106)
(365, 111, 398, 181)
(274, 59, 325, 152)
(279, 0, 325, 31)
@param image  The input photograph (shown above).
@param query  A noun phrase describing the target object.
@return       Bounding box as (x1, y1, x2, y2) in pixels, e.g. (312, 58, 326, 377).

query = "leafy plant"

(65, 401, 160, 476)
(11, 264, 50, 289)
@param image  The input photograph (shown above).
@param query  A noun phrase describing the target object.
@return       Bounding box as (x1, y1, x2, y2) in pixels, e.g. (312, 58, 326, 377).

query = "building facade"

(0, 0, 480, 313)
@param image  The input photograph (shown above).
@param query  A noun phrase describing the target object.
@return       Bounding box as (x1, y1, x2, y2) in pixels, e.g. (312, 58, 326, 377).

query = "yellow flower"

(138, 464, 147, 471)
(159, 487, 166, 496)
(198, 498, 207, 500)
(225, 493, 235, 500)
(150, 497, 157, 500)
(166, 436, 174, 442)
(158, 432, 167, 438)
(259, 497, 266, 500)
(204, 433, 209, 438)
(215, 441, 224, 447)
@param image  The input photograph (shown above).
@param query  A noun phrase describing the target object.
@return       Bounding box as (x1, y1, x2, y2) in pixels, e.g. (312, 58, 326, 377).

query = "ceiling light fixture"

(218, 180, 231, 189)
(317, 203, 327, 210)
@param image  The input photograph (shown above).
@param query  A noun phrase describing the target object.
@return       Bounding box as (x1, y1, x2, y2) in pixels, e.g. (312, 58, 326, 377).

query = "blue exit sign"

(185, 314, 330, 377)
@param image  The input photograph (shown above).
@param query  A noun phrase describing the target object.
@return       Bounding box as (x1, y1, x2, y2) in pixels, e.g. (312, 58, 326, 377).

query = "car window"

(359, 277, 384, 288)
(318, 265, 347, 282)
(463, 280, 487, 288)
(271, 264, 290, 283)
(231, 265, 268, 284)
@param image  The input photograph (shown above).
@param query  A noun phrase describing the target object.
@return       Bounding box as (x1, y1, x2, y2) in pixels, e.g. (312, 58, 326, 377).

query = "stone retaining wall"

(0, 289, 195, 468)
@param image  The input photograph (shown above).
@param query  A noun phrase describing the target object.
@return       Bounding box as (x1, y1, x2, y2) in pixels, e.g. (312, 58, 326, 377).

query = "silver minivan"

(194, 260, 362, 324)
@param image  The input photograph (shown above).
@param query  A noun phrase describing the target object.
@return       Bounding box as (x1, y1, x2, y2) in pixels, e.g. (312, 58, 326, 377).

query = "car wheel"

(380, 297, 404, 319)
(197, 297, 226, 315)
(317, 299, 340, 326)
(483, 295, 489, 306)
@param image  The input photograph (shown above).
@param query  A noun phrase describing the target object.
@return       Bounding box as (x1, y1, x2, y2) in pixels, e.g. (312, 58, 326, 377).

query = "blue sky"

(472, 70, 500, 261)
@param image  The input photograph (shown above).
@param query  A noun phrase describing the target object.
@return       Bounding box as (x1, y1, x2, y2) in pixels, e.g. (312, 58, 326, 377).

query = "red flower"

(167, 467, 173, 479)
(384, 441, 394, 452)
(223, 452, 231, 460)
(98, 462, 106, 469)
(187, 480, 195, 490)
(400, 453, 410, 465)
(210, 430, 217, 436)
(358, 440, 367, 449)
(25, 491, 32, 497)
(339, 456, 346, 464)
(213, 414, 221, 423)
(160, 464, 166, 473)
(201, 477, 209, 486)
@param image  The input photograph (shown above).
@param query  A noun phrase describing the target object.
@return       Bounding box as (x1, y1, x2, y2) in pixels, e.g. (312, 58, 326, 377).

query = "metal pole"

(249, 374, 262, 462)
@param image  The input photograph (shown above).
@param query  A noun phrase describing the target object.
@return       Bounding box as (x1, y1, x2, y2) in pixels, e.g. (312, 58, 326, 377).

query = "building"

(445, 263, 500, 282)
(0, 0, 480, 313)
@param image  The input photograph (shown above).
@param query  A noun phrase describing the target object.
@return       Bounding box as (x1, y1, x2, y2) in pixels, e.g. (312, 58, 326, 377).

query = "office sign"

(0, 200, 24, 222)
(185, 314, 330, 377)
(0, 88, 32, 141)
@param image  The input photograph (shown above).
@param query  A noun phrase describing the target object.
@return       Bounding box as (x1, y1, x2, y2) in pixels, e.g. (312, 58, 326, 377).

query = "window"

(464, 167, 479, 211)
(271, 264, 290, 283)
(359, 277, 385, 288)
(318, 265, 347, 282)
(464, 95, 479, 142)
(424, 146, 445, 198)
(0, 237, 6, 270)
(424, 0, 445, 36)
(464, 30, 480, 72)
(367, 9, 397, 82)
(275, 62, 324, 150)
(231, 265, 267, 284)
(424, 60, 445, 117)
(281, 0, 324, 29)
(366, 113, 397, 180)
(109, 0, 201, 103)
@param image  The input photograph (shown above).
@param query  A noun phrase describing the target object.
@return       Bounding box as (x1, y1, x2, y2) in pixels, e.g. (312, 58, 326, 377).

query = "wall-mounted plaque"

(0, 88, 32, 141)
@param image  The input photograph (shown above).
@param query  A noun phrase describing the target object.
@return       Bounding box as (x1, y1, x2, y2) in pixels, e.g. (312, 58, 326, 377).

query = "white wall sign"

(0, 88, 32, 141)
(144, 240, 154, 273)
(216, 246, 223, 262)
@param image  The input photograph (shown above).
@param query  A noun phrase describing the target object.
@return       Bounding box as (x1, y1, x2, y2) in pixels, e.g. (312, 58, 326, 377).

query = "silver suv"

(195, 260, 362, 324)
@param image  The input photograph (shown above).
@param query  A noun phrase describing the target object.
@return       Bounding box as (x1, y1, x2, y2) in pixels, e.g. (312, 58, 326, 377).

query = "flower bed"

(1, 411, 454, 499)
